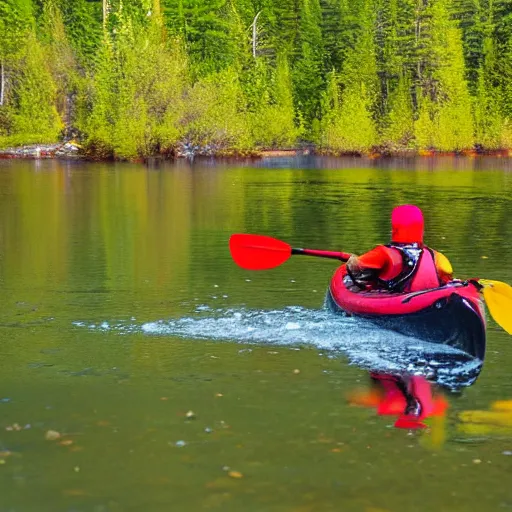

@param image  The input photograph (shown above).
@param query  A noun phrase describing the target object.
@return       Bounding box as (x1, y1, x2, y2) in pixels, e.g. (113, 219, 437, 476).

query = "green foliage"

(250, 55, 302, 148)
(184, 68, 252, 150)
(57, 0, 102, 65)
(413, 0, 474, 151)
(4, 0, 512, 154)
(0, 0, 35, 58)
(473, 71, 503, 149)
(163, 0, 245, 75)
(381, 75, 415, 149)
(78, 17, 188, 158)
(0, 32, 62, 147)
(320, 73, 376, 153)
(39, 0, 78, 126)
(414, 96, 437, 150)
(292, 0, 324, 126)
(318, 1, 378, 153)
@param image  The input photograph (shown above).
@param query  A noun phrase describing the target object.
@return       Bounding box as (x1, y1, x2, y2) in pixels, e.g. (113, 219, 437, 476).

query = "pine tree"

(2, 32, 62, 145)
(57, 0, 102, 65)
(292, 0, 324, 126)
(321, 0, 378, 152)
(0, 0, 35, 109)
(320, 71, 376, 153)
(473, 68, 502, 149)
(78, 3, 189, 158)
(163, 0, 243, 74)
(414, 0, 474, 151)
(381, 74, 415, 149)
(250, 54, 301, 147)
(39, 0, 77, 135)
(451, 0, 487, 89)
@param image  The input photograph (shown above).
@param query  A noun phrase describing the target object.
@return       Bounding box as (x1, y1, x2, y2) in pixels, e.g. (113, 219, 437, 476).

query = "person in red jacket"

(345, 205, 453, 292)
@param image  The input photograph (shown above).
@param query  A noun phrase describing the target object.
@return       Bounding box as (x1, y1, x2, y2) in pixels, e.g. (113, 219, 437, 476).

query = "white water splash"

(73, 305, 482, 389)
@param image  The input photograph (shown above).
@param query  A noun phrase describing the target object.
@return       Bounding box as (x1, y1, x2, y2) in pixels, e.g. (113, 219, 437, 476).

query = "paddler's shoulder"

(431, 249, 453, 275)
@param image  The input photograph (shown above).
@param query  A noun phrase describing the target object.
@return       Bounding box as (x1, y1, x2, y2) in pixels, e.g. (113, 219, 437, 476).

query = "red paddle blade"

(229, 234, 292, 270)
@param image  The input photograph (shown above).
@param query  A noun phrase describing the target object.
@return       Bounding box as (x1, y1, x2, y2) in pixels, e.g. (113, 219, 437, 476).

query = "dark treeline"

(1, 0, 512, 157)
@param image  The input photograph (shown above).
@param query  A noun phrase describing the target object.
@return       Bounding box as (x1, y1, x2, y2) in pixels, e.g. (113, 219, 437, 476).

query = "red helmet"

(391, 205, 424, 245)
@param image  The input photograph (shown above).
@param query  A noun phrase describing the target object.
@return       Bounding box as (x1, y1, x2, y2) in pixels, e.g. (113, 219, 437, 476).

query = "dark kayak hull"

(326, 267, 487, 360)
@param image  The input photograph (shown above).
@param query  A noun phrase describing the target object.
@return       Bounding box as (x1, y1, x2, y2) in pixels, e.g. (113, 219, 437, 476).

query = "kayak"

(325, 265, 487, 360)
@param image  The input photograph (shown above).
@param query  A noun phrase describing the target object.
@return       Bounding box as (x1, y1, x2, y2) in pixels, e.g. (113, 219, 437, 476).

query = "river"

(0, 156, 511, 511)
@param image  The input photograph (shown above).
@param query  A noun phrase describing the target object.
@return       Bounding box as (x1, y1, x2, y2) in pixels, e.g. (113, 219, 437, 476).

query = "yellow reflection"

(457, 400, 512, 435)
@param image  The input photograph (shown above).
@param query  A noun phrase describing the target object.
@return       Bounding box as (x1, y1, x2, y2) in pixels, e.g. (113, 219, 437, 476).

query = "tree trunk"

(153, 0, 161, 18)
(0, 60, 4, 106)
(252, 11, 262, 58)
(103, 0, 110, 31)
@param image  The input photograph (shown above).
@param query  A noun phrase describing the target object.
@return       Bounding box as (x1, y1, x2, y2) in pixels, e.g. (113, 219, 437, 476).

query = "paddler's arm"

(346, 246, 390, 281)
(433, 250, 453, 283)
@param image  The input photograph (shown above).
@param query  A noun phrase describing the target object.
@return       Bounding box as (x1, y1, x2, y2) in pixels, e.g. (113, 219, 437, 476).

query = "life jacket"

(377, 244, 441, 293)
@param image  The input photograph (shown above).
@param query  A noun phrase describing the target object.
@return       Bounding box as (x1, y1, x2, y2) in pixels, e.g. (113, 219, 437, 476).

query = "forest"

(1, 0, 512, 158)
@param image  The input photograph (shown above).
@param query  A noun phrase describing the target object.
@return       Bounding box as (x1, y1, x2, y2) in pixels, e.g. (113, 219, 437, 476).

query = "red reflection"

(348, 372, 449, 429)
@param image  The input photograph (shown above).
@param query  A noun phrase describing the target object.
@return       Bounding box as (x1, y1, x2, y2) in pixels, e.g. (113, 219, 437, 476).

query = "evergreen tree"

(321, 0, 378, 152)
(473, 68, 502, 149)
(451, 0, 487, 88)
(292, 0, 324, 127)
(251, 54, 301, 147)
(39, 0, 77, 134)
(1, 32, 62, 145)
(414, 0, 474, 151)
(163, 0, 243, 74)
(77, 3, 189, 158)
(4, 0, 512, 154)
(320, 72, 376, 153)
(0, 0, 35, 109)
(381, 74, 415, 149)
(56, 0, 102, 65)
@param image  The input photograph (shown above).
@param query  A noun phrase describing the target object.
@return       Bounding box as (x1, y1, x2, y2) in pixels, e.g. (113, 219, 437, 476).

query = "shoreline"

(1, 143, 512, 162)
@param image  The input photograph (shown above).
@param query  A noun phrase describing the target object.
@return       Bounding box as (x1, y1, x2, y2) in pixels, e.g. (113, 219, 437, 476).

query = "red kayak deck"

(327, 265, 487, 360)
(330, 265, 485, 319)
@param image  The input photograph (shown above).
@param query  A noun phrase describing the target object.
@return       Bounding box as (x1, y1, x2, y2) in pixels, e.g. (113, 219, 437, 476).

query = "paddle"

(229, 234, 351, 271)
(478, 279, 512, 335)
(229, 234, 512, 335)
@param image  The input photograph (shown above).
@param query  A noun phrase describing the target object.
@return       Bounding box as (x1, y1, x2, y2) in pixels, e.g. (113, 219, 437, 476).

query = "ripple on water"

(73, 305, 483, 390)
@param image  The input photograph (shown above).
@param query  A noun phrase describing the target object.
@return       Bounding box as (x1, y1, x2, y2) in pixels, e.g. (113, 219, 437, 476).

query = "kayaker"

(345, 205, 453, 292)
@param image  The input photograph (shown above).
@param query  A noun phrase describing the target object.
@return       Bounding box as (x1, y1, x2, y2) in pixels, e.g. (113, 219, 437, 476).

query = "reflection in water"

(458, 400, 512, 436)
(347, 372, 448, 430)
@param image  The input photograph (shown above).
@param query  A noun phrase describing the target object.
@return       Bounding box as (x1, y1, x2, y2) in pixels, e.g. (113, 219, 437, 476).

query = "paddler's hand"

(346, 255, 376, 282)
(346, 255, 360, 273)
(346, 255, 377, 291)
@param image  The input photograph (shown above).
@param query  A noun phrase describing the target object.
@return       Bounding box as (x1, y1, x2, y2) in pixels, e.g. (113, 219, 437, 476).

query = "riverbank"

(0, 143, 308, 161)
(0, 142, 82, 160)
(1, 142, 512, 162)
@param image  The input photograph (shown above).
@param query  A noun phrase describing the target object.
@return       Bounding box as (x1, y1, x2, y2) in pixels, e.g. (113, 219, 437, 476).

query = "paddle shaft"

(291, 248, 352, 262)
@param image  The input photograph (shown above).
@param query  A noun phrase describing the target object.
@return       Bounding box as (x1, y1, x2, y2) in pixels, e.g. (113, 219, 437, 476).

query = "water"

(0, 157, 511, 511)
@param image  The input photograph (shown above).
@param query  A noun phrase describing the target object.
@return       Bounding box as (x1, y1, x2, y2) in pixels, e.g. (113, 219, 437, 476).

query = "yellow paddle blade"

(479, 280, 512, 335)
(480, 279, 512, 300)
